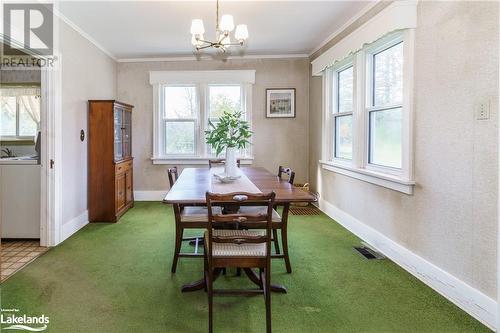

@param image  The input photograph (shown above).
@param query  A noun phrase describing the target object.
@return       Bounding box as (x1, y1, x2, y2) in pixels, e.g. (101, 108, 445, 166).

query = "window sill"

(1, 137, 36, 145)
(319, 160, 415, 195)
(151, 156, 254, 165)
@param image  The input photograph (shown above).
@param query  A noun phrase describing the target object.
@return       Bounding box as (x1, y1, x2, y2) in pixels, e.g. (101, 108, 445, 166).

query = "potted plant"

(205, 110, 252, 177)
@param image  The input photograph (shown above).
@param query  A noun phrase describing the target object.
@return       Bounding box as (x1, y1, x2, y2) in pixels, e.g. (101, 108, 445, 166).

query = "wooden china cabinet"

(88, 100, 134, 222)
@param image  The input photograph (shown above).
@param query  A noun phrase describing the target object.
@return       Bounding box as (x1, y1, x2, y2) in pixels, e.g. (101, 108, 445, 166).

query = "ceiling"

(58, 1, 371, 60)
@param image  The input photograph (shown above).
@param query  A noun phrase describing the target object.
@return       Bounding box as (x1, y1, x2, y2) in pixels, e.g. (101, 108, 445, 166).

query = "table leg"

(243, 268, 287, 294)
(181, 268, 222, 292)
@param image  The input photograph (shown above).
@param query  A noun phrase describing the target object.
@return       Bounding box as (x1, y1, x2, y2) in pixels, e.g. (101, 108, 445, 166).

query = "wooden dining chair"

(237, 166, 295, 273)
(205, 191, 275, 333)
(208, 158, 241, 168)
(278, 165, 295, 184)
(168, 167, 221, 273)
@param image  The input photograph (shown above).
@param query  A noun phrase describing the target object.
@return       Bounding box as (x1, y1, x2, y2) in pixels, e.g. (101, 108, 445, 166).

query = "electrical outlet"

(477, 101, 490, 120)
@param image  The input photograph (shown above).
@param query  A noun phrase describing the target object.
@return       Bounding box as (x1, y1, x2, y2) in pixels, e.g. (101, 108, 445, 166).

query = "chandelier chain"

(216, 0, 219, 31)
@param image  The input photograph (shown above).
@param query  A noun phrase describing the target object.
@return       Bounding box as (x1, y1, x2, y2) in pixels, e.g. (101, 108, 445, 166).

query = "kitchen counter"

(0, 156, 39, 165)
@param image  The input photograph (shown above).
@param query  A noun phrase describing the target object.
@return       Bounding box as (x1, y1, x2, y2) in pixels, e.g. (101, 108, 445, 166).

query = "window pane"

(334, 115, 352, 160)
(337, 66, 353, 113)
(164, 86, 197, 119)
(209, 85, 242, 118)
(0, 96, 16, 136)
(373, 42, 403, 106)
(207, 85, 243, 156)
(165, 121, 195, 155)
(369, 108, 402, 168)
(19, 97, 39, 136)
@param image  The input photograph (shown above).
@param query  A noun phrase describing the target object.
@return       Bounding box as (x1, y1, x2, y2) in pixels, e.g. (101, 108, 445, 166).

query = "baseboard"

(317, 198, 497, 330)
(134, 191, 167, 201)
(60, 210, 88, 243)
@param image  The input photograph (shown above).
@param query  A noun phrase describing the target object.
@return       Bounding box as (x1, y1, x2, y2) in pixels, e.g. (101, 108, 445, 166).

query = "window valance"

(311, 1, 417, 76)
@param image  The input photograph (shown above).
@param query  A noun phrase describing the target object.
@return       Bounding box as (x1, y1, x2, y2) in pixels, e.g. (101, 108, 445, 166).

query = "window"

(207, 85, 244, 155)
(321, 31, 414, 194)
(367, 42, 403, 169)
(150, 70, 255, 163)
(333, 65, 354, 160)
(0, 87, 41, 139)
(163, 85, 198, 155)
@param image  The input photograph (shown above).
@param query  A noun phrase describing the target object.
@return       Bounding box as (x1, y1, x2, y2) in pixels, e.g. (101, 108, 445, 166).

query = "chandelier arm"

(196, 39, 215, 45)
(197, 44, 215, 50)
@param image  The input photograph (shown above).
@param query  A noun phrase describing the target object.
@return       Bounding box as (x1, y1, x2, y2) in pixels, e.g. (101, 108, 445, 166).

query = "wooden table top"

(163, 167, 317, 204)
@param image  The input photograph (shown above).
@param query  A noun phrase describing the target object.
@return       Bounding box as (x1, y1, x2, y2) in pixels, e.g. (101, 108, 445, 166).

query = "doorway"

(0, 70, 44, 281)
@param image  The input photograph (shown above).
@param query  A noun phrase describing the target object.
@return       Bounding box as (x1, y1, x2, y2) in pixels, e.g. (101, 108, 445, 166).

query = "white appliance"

(0, 161, 41, 238)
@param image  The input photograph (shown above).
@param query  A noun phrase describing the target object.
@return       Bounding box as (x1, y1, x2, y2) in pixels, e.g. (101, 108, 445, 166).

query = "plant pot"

(225, 147, 239, 177)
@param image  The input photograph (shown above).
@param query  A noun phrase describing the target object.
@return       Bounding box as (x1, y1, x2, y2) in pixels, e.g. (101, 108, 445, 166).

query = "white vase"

(225, 147, 238, 177)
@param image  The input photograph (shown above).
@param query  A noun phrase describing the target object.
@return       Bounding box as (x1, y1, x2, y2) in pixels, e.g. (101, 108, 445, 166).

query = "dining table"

(163, 166, 317, 293)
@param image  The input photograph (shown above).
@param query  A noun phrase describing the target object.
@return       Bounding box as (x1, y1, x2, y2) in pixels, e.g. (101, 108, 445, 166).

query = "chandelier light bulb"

(220, 15, 234, 32)
(235, 24, 248, 41)
(190, 19, 205, 35)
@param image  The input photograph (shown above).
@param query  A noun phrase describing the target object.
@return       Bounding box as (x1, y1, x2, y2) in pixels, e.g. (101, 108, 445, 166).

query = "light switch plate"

(477, 100, 490, 120)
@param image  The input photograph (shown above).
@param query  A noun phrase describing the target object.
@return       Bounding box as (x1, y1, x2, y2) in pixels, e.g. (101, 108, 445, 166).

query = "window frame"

(320, 30, 415, 194)
(151, 71, 255, 164)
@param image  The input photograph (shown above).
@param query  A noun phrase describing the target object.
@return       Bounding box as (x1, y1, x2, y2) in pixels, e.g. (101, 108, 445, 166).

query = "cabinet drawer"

(115, 160, 132, 174)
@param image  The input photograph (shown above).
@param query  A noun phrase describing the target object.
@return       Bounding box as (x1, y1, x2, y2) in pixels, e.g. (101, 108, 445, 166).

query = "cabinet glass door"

(123, 110, 131, 158)
(114, 108, 123, 160)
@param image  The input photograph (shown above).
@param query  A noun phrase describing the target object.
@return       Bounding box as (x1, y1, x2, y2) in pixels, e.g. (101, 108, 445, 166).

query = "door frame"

(39, 53, 62, 247)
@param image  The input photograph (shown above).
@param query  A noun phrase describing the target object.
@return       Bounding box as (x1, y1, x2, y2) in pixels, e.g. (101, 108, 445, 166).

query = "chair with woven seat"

(278, 165, 295, 185)
(236, 166, 295, 273)
(168, 167, 220, 273)
(204, 191, 275, 333)
(208, 158, 241, 169)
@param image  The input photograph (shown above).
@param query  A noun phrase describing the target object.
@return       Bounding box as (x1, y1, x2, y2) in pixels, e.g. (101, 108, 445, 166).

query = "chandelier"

(190, 0, 249, 52)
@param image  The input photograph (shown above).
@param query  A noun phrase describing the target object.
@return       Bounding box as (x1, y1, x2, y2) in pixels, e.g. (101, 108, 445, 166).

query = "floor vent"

(354, 246, 385, 260)
(290, 205, 322, 216)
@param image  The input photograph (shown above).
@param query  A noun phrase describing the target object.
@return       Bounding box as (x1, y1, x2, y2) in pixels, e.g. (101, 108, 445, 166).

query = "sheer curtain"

(19, 95, 41, 128)
(0, 86, 41, 130)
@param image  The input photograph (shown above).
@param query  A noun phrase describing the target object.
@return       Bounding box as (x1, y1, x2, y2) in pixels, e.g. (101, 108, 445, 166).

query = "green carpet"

(0, 202, 491, 332)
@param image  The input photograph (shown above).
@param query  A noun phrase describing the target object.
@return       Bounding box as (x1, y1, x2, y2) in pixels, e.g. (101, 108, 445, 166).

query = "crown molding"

(52, 8, 118, 61)
(117, 53, 309, 63)
(308, 0, 381, 57)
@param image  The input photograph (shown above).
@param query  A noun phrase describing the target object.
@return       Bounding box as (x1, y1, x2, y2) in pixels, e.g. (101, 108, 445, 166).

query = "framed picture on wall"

(266, 88, 295, 118)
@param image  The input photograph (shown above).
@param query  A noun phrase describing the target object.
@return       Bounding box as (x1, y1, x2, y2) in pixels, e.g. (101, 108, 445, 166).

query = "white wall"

(58, 20, 116, 231)
(309, 1, 498, 324)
